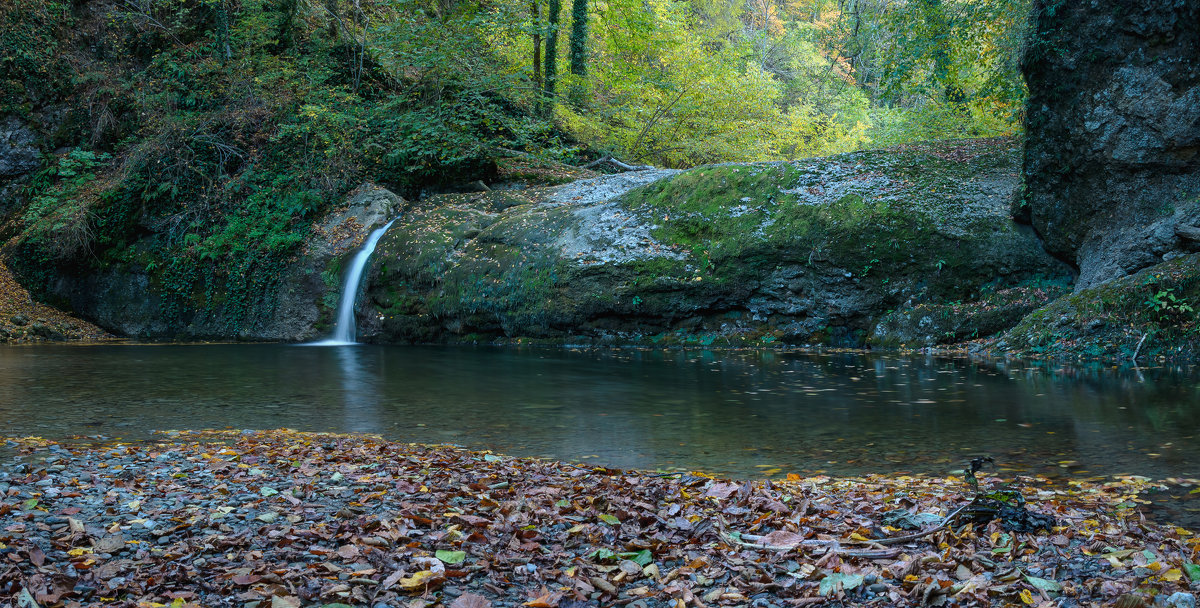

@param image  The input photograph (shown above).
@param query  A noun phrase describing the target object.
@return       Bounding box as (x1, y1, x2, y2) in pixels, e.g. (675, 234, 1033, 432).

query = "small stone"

(869, 584, 888, 593)
(1166, 592, 1195, 608)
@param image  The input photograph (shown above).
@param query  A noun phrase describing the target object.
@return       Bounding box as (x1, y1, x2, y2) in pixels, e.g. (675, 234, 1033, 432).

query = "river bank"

(1, 430, 1197, 608)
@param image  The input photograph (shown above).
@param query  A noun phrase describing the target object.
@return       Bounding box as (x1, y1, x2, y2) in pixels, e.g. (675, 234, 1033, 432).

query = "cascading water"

(309, 219, 396, 346)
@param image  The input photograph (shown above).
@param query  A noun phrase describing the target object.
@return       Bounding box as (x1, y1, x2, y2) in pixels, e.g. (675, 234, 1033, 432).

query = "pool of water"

(1, 344, 1197, 480)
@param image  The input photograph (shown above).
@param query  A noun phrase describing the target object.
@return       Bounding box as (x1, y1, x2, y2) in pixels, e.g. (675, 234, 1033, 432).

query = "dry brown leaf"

(450, 592, 492, 608)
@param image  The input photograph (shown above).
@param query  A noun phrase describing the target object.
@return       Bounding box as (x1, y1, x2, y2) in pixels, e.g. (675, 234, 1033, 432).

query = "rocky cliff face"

(1022, 0, 1200, 289)
(364, 139, 1071, 347)
(35, 184, 403, 341)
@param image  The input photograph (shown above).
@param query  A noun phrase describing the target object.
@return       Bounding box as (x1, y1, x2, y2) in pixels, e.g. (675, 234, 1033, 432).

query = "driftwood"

(718, 530, 901, 560)
(582, 156, 655, 172)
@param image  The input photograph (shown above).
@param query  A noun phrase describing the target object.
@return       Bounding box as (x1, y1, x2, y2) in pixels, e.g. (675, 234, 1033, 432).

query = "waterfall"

(310, 219, 396, 346)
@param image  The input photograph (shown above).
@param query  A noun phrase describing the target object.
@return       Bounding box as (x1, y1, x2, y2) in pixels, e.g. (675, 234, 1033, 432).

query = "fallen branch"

(582, 156, 655, 172)
(1132, 332, 1149, 362)
(845, 504, 969, 546)
(719, 531, 900, 559)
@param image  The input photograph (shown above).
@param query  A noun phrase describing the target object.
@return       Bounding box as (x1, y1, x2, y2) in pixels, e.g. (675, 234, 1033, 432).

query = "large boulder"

(364, 139, 1071, 346)
(0, 116, 39, 178)
(1022, 0, 1200, 289)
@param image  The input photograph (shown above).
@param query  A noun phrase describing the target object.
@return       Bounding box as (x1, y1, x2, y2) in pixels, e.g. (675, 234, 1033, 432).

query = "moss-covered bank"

(994, 253, 1200, 361)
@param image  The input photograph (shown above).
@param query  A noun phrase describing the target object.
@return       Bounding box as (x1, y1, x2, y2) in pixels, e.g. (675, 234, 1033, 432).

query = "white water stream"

(309, 219, 396, 346)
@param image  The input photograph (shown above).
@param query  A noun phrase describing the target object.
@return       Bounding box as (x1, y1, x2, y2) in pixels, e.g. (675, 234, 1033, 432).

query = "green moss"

(619, 151, 1014, 299)
(1000, 254, 1200, 360)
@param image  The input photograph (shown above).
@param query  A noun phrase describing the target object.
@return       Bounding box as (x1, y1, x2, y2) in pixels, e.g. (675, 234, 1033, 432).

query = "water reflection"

(333, 345, 381, 432)
(0, 344, 1196, 479)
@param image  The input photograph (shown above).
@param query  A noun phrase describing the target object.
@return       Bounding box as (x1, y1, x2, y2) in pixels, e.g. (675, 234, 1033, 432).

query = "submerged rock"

(364, 139, 1070, 347)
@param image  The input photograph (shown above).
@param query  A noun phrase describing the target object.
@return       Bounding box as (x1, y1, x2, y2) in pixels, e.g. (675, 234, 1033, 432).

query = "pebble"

(869, 584, 888, 593)
(1166, 592, 1196, 608)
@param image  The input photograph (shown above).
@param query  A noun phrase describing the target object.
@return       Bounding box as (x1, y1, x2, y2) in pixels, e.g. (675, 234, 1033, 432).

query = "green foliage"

(1144, 288, 1195, 324)
(0, 0, 73, 115)
(5, 0, 1036, 337)
(19, 149, 111, 262)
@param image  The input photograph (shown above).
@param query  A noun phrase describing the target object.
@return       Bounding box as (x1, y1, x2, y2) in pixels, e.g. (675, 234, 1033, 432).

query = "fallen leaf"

(436, 549, 466, 565)
(450, 592, 492, 608)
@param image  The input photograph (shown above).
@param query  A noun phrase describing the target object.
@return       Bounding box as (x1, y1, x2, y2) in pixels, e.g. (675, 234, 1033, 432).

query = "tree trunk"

(569, 0, 588, 76)
(531, 0, 543, 91)
(543, 0, 560, 111)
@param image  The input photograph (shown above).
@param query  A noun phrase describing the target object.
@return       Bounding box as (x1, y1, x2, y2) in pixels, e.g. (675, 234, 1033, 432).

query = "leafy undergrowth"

(994, 253, 1200, 361)
(1, 430, 1198, 608)
(0, 257, 111, 343)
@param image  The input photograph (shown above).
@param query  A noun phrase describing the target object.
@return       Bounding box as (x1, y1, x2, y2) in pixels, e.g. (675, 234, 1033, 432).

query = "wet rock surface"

(0, 116, 39, 178)
(31, 184, 403, 342)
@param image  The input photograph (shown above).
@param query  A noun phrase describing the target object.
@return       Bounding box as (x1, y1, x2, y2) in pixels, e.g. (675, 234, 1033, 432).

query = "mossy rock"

(996, 253, 1200, 361)
(363, 139, 1072, 347)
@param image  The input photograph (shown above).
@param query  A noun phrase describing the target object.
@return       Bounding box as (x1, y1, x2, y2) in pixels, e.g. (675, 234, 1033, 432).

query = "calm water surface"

(1, 344, 1197, 480)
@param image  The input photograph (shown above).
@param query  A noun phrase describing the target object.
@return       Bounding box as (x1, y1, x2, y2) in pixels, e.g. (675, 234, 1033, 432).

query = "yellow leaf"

(67, 548, 93, 557)
(1019, 589, 1035, 605)
(1161, 568, 1183, 582)
(399, 570, 440, 590)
